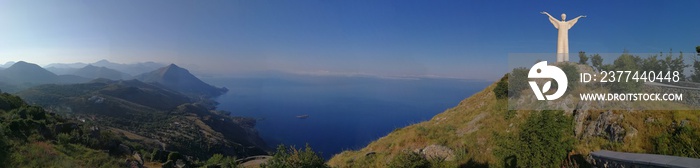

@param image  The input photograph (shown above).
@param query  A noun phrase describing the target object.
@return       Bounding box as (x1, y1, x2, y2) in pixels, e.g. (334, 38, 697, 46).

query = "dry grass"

(328, 81, 504, 167)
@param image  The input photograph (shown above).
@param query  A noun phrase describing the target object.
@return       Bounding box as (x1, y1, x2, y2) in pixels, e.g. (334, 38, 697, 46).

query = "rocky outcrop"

(582, 111, 626, 142)
(414, 144, 455, 161)
(573, 101, 590, 139)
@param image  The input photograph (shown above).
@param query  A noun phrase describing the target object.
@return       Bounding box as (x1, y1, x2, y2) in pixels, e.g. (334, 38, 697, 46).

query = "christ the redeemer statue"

(541, 11, 586, 62)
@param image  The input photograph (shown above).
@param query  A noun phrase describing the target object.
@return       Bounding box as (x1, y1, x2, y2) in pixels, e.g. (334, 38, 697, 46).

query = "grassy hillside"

(328, 63, 700, 167)
(328, 79, 503, 167)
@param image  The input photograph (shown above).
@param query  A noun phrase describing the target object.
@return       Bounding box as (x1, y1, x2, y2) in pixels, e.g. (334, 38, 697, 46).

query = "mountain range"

(71, 64, 132, 80)
(0, 60, 226, 97)
(0, 60, 263, 166)
(45, 59, 166, 76)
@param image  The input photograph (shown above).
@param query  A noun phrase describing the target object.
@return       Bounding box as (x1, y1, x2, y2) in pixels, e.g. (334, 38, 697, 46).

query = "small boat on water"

(296, 114, 309, 119)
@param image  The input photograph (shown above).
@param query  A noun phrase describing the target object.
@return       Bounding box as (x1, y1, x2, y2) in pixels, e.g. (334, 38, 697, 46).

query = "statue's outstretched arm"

(541, 11, 556, 20)
(568, 15, 586, 28)
(541, 11, 559, 29)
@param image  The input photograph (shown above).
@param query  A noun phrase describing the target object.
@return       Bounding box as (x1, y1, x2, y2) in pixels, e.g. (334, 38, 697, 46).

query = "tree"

(578, 51, 589, 65)
(658, 50, 689, 79)
(609, 53, 642, 92)
(690, 46, 700, 82)
(641, 55, 663, 72)
(557, 63, 580, 92)
(591, 54, 603, 72)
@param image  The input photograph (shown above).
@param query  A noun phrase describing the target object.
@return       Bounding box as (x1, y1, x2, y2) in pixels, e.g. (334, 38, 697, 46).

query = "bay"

(202, 73, 490, 159)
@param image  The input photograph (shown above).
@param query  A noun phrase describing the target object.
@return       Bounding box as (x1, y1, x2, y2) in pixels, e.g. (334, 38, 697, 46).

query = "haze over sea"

(202, 72, 489, 159)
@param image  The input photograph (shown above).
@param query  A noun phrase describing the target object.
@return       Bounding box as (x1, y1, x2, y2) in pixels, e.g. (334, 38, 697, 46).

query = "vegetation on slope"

(494, 110, 574, 168)
(0, 91, 255, 167)
(0, 92, 122, 167)
(329, 49, 700, 167)
(13, 79, 268, 166)
(261, 144, 329, 168)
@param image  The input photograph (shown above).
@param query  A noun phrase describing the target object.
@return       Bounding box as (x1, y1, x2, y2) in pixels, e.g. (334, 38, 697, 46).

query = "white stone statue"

(541, 11, 586, 62)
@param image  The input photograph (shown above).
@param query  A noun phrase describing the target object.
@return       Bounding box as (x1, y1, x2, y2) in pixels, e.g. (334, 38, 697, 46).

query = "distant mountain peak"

(95, 59, 111, 64)
(163, 63, 182, 71)
(8, 61, 46, 70)
(13, 61, 31, 65)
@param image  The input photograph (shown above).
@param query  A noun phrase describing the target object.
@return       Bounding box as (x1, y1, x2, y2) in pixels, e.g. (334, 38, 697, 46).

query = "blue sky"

(0, 1, 698, 80)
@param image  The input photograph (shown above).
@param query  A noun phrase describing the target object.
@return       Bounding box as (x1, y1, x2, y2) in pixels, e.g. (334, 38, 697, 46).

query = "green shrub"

(387, 151, 430, 168)
(653, 126, 700, 158)
(57, 133, 72, 144)
(261, 144, 328, 168)
(508, 67, 529, 98)
(496, 110, 574, 168)
(493, 74, 509, 99)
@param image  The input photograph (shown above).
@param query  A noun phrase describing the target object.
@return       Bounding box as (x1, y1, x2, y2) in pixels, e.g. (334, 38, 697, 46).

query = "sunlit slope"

(329, 66, 700, 167)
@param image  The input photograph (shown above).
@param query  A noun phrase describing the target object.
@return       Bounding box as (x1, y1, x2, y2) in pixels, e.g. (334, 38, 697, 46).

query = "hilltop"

(328, 62, 700, 167)
(136, 64, 228, 98)
(1, 61, 58, 84)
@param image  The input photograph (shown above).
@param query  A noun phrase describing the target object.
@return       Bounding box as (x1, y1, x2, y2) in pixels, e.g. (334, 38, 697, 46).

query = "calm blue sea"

(202, 73, 489, 159)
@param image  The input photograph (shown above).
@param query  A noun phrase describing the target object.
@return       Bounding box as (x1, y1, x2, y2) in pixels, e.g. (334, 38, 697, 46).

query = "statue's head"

(561, 13, 567, 21)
